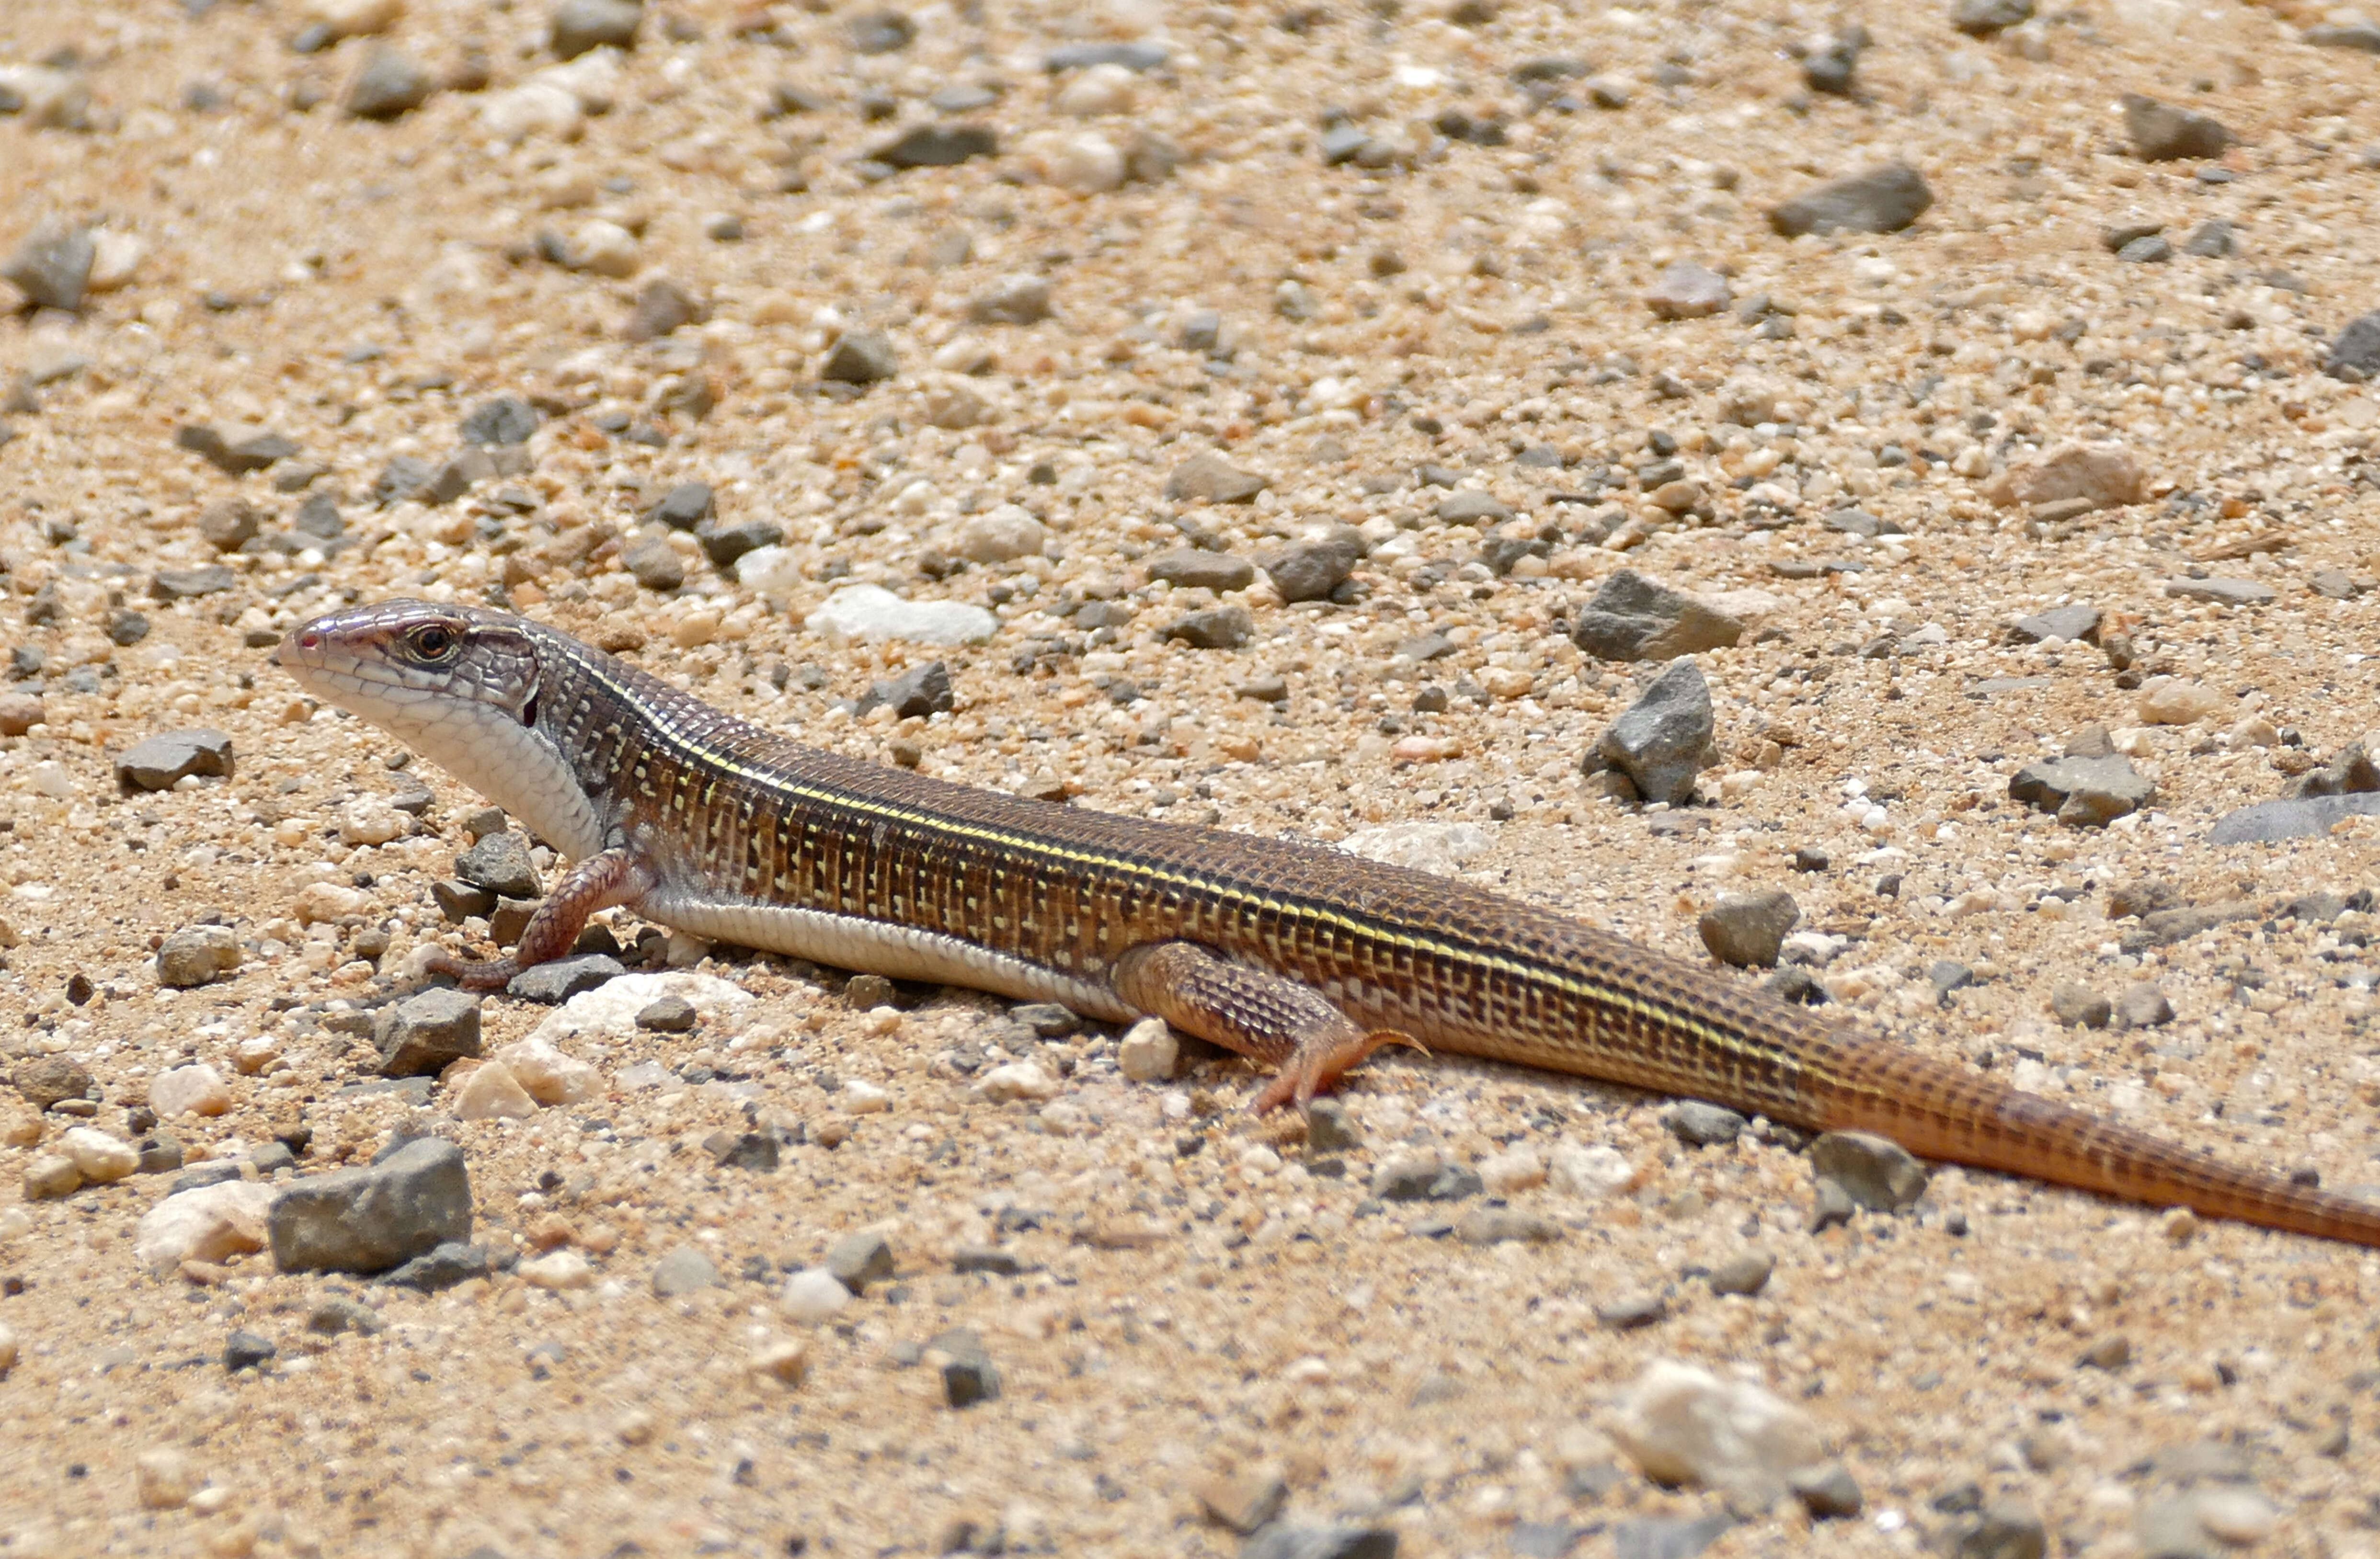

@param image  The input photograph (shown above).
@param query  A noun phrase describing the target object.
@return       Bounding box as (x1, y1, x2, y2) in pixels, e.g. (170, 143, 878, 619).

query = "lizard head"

(275, 598, 546, 738)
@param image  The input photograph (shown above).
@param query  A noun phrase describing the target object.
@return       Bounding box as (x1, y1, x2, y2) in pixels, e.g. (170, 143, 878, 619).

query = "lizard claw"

(1249, 1029, 1428, 1115)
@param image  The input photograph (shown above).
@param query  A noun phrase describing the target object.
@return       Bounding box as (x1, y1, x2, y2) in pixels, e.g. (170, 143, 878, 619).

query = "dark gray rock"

(432, 879, 498, 922)
(934, 1327, 1001, 1408)
(1599, 659, 1714, 805)
(373, 987, 482, 1076)
(634, 995, 697, 1032)
(1569, 570, 1743, 661)
(1166, 451, 1268, 504)
(2008, 755, 2154, 827)
(2007, 604, 2100, 644)
(1595, 1291, 1668, 1330)
(3, 227, 93, 313)
(1952, 0, 2034, 34)
(950, 1245, 1023, 1275)
(1810, 1130, 1928, 1211)
(1645, 260, 1729, 320)
(2051, 983, 2112, 1029)
(2117, 234, 2172, 264)
(2114, 982, 2174, 1029)
(306, 1297, 380, 1336)
(1663, 1101, 1746, 1147)
(1240, 1526, 1397, 1559)
(1146, 548, 1255, 592)
(152, 565, 237, 601)
(459, 396, 538, 447)
(269, 1137, 473, 1275)
(2124, 93, 2231, 161)
(858, 660, 953, 718)
(849, 10, 915, 54)
(622, 532, 685, 592)
(1264, 527, 1364, 603)
(712, 1131, 778, 1172)
(116, 728, 234, 792)
(2210, 792, 2380, 843)
(552, 0, 641, 59)
(1769, 164, 1932, 237)
(1791, 1463, 1864, 1519)
(625, 277, 699, 341)
(176, 423, 298, 476)
(372, 454, 435, 505)
(344, 44, 435, 119)
(2184, 220, 2235, 259)
(1697, 888, 1798, 968)
(506, 954, 625, 1003)
(2120, 901, 2257, 951)
(827, 1229, 896, 1291)
(107, 611, 151, 648)
(649, 481, 714, 529)
(697, 516, 782, 568)
(1803, 38, 1858, 95)
(822, 330, 897, 384)
(1610, 1513, 1733, 1559)
(1435, 489, 1514, 524)
(2288, 740, 2380, 798)
(455, 831, 541, 899)
(871, 123, 996, 169)
(1306, 1097, 1361, 1152)
(224, 1329, 278, 1372)
(1161, 605, 1253, 650)
(380, 1239, 493, 1291)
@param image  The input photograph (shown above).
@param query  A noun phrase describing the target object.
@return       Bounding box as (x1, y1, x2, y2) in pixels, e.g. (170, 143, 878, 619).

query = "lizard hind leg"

(1110, 940, 1424, 1115)
(424, 846, 655, 992)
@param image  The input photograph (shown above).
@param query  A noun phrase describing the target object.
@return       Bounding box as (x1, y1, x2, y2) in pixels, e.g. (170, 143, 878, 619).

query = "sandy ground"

(0, 0, 2379, 1555)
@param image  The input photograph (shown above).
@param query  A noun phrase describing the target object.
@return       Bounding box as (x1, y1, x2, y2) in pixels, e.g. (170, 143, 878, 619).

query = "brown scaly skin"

(276, 600, 2380, 1249)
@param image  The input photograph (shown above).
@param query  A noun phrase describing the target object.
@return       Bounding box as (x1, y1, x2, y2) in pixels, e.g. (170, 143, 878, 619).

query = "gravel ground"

(1, 0, 2379, 1555)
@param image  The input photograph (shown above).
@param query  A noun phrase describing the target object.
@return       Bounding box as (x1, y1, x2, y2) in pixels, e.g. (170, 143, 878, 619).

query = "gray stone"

(371, 454, 434, 505)
(1147, 549, 1255, 592)
(871, 123, 997, 169)
(1595, 1291, 1668, 1330)
(506, 954, 625, 1003)
(2007, 755, 2154, 827)
(1165, 451, 1269, 504)
(373, 987, 482, 1077)
(969, 273, 1052, 325)
(697, 516, 782, 568)
(12, 1054, 92, 1108)
(344, 44, 435, 119)
(822, 330, 898, 384)
(2124, 93, 2231, 161)
(115, 728, 234, 792)
(156, 924, 241, 988)
(1790, 1462, 1864, 1519)
(1264, 527, 1364, 603)
(2051, 983, 2112, 1028)
(849, 10, 915, 53)
(1644, 260, 1729, 319)
(432, 879, 497, 922)
(1809, 1176, 1855, 1232)
(1306, 1097, 1361, 1152)
(177, 423, 298, 476)
(858, 660, 953, 719)
(951, 1245, 1023, 1275)
(1569, 570, 1744, 661)
(622, 532, 686, 592)
(624, 277, 699, 341)
(652, 481, 716, 528)
(1706, 1248, 1774, 1297)
(1769, 164, 1933, 238)
(152, 565, 237, 601)
(2117, 234, 2172, 264)
(269, 1137, 473, 1275)
(1945, 1499, 2048, 1559)
(2209, 793, 2380, 844)
(1371, 1156, 1479, 1202)
(1395, 632, 1454, 662)
(934, 1327, 1001, 1408)
(1697, 888, 1798, 968)
(827, 1229, 896, 1291)
(3, 227, 93, 313)
(552, 0, 641, 59)
(196, 498, 262, 552)
(1435, 489, 1514, 524)
(1664, 1101, 1746, 1147)
(1952, 0, 2034, 34)
(1044, 40, 1168, 71)
(2308, 20, 2380, 50)
(459, 396, 538, 447)
(1452, 1206, 1563, 1246)
(2007, 604, 2100, 644)
(2121, 901, 2257, 951)
(224, 1329, 277, 1372)
(712, 1131, 778, 1172)
(651, 1243, 719, 1297)
(1161, 605, 1253, 650)
(2115, 982, 2174, 1029)
(2183, 220, 2235, 259)
(455, 831, 541, 899)
(1810, 1130, 1928, 1211)
(1318, 123, 1371, 166)
(1239, 1527, 1397, 1559)
(635, 995, 698, 1032)
(2164, 576, 2275, 606)
(2288, 740, 2380, 798)
(1600, 659, 1715, 806)
(1610, 1513, 1734, 1559)
(306, 1297, 380, 1336)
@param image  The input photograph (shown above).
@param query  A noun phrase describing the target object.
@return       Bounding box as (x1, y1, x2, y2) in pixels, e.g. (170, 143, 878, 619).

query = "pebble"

(780, 1266, 853, 1322)
(932, 1327, 1001, 1408)
(344, 43, 435, 120)
(137, 1447, 197, 1510)
(634, 995, 698, 1033)
(2114, 983, 2174, 1028)
(454, 1061, 538, 1120)
(383, 1240, 493, 1291)
(2164, 577, 2274, 607)
(196, 497, 261, 551)
(806, 583, 998, 646)
(459, 395, 538, 447)
(2077, 1333, 2131, 1370)
(375, 987, 482, 1077)
(1146, 548, 1255, 592)
(1606, 1513, 1734, 1559)
(152, 563, 238, 601)
(552, 0, 641, 59)
(1165, 450, 1270, 505)
(23, 1153, 80, 1200)
(2, 225, 93, 313)
(624, 276, 698, 341)
(955, 505, 1046, 563)
(1769, 163, 1933, 237)
(0, 1321, 15, 1376)
(507, 954, 625, 1003)
(268, 1136, 474, 1275)
(1044, 40, 1168, 72)
(2123, 92, 2231, 161)
(1810, 1131, 1928, 1211)
(751, 1337, 809, 1386)
(1609, 1358, 1831, 1512)
(973, 1060, 1062, 1103)
(1117, 1017, 1178, 1082)
(0, 692, 41, 736)
(2208, 792, 2380, 844)
(1435, 489, 1514, 524)
(61, 1126, 138, 1183)
(1570, 571, 1745, 661)
(1697, 890, 1799, 969)
(1240, 1529, 1396, 1559)
(651, 1243, 719, 1297)
(1193, 1468, 1288, 1534)
(1453, 1206, 1563, 1246)
(1945, 1499, 2048, 1559)
(1643, 260, 1729, 320)
(621, 531, 685, 592)
(1477, 1144, 1546, 1194)
(337, 798, 408, 846)
(134, 1180, 276, 1275)
(156, 923, 242, 988)
(456, 830, 542, 899)
(2007, 604, 2100, 645)
(1054, 62, 1135, 116)
(2006, 754, 2154, 828)
(1160, 604, 1253, 650)
(969, 273, 1053, 325)
(13, 1053, 92, 1108)
(115, 728, 234, 792)
(698, 516, 784, 569)
(2050, 983, 2112, 1029)
(1598, 658, 1716, 806)
(828, 1229, 896, 1292)
(822, 329, 899, 385)
(1264, 527, 1364, 604)
(2329, 309, 2380, 380)
(150, 1063, 232, 1119)
(1984, 440, 2145, 512)
(1548, 1141, 1636, 1197)
(519, 1250, 594, 1289)
(1953, 0, 2034, 33)
(1706, 1248, 1774, 1297)
(871, 123, 998, 170)
(1663, 1102, 1746, 1148)
(2135, 678, 2223, 725)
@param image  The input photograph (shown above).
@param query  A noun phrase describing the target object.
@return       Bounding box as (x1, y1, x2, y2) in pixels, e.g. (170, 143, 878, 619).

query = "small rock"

(1698, 890, 1799, 969)
(1789, 1462, 1864, 1519)
(1476, 1145, 1545, 1195)
(1146, 548, 1256, 592)
(150, 1064, 232, 1119)
(933, 1328, 1001, 1409)
(1453, 1206, 1563, 1246)
(751, 1337, 809, 1386)
(137, 1448, 197, 1509)
(1194, 1468, 1288, 1534)
(2077, 1333, 2131, 1370)
(23, 1154, 79, 1200)
(828, 1229, 896, 1292)
(822, 330, 898, 385)
(1644, 260, 1730, 319)
(1570, 570, 1744, 661)
(1166, 450, 1269, 504)
(344, 43, 435, 119)
(455, 831, 541, 898)
(116, 728, 238, 795)
(651, 1243, 719, 1297)
(459, 395, 538, 447)
(1161, 605, 1254, 650)
(2115, 983, 2174, 1029)
(2183, 220, 2235, 259)
(12, 1054, 92, 1108)
(552, 0, 642, 59)
(634, 995, 698, 1033)
(955, 504, 1045, 563)
(1263, 527, 1365, 603)
(780, 1266, 853, 1322)
(1664, 1102, 1747, 1147)
(2007, 754, 2154, 827)
(697, 517, 784, 569)
(2136, 678, 2223, 725)
(2050, 983, 2112, 1028)
(61, 1126, 138, 1184)
(969, 273, 1052, 325)
(1706, 1248, 1774, 1297)
(858, 660, 955, 719)
(871, 123, 998, 170)
(196, 497, 262, 552)
(1946, 1499, 2048, 1559)
(1117, 1017, 1178, 1082)
(134, 1180, 276, 1275)
(2209, 793, 2380, 844)
(269, 1137, 473, 1275)
(1809, 1131, 1928, 1212)
(2164, 577, 2275, 607)
(806, 584, 998, 647)
(1607, 1514, 1735, 1559)
(1984, 441, 2145, 512)
(1600, 659, 1716, 806)
(621, 532, 686, 592)
(1436, 489, 1515, 524)
(1306, 1098, 1362, 1152)
(375, 987, 482, 1077)
(624, 276, 698, 341)
(711, 1131, 779, 1172)
(1609, 1358, 1831, 1513)
(2, 226, 94, 313)
(506, 954, 625, 1003)
(1239, 1528, 1398, 1559)
(1769, 164, 1933, 237)
(2008, 604, 2101, 645)
(2124, 92, 2231, 161)
(518, 1250, 594, 1289)
(1953, 0, 2034, 34)
(2117, 234, 2173, 264)
(0, 692, 42, 736)
(156, 923, 241, 988)
(454, 1061, 538, 1120)
(381, 1240, 493, 1292)
(2328, 309, 2380, 380)
(650, 481, 715, 529)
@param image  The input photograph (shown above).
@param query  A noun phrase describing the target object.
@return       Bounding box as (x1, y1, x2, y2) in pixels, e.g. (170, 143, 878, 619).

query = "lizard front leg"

(426, 847, 656, 992)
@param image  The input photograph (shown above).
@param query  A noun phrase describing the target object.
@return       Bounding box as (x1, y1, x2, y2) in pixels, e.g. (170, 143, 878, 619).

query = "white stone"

(1339, 822, 1495, 877)
(61, 1126, 139, 1183)
(918, 378, 990, 430)
(805, 584, 998, 647)
(752, 1337, 809, 1385)
(135, 1181, 276, 1276)
(519, 1250, 595, 1289)
(493, 1035, 605, 1105)
(973, 1060, 1063, 1103)
(231, 1036, 282, 1076)
(572, 219, 640, 279)
(150, 1064, 232, 1119)
(336, 801, 406, 847)
(734, 544, 807, 601)
(87, 230, 143, 293)
(29, 760, 74, 800)
(302, 0, 402, 36)
(1054, 62, 1136, 116)
(540, 50, 622, 112)
(0, 66, 84, 129)
(480, 80, 583, 142)
(1037, 130, 1126, 193)
(1547, 1142, 1636, 1198)
(780, 1266, 853, 1323)
(842, 1079, 891, 1114)
(0, 1206, 29, 1241)
(136, 1447, 196, 1510)
(526, 971, 751, 1049)
(1478, 1145, 1546, 1195)
(1117, 1017, 1178, 1083)
(0, 1320, 16, 1375)
(1608, 1359, 1831, 1512)
(454, 1061, 538, 1120)
(2191, 1488, 2277, 1546)
(294, 881, 368, 923)
(2136, 677, 2224, 726)
(954, 505, 1046, 564)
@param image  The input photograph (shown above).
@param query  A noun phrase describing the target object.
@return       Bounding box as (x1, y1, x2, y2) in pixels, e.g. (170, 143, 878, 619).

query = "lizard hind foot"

(423, 950, 522, 992)
(1249, 1028, 1428, 1115)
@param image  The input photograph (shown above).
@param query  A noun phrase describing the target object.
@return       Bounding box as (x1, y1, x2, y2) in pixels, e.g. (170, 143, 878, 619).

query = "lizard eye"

(408, 624, 459, 660)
